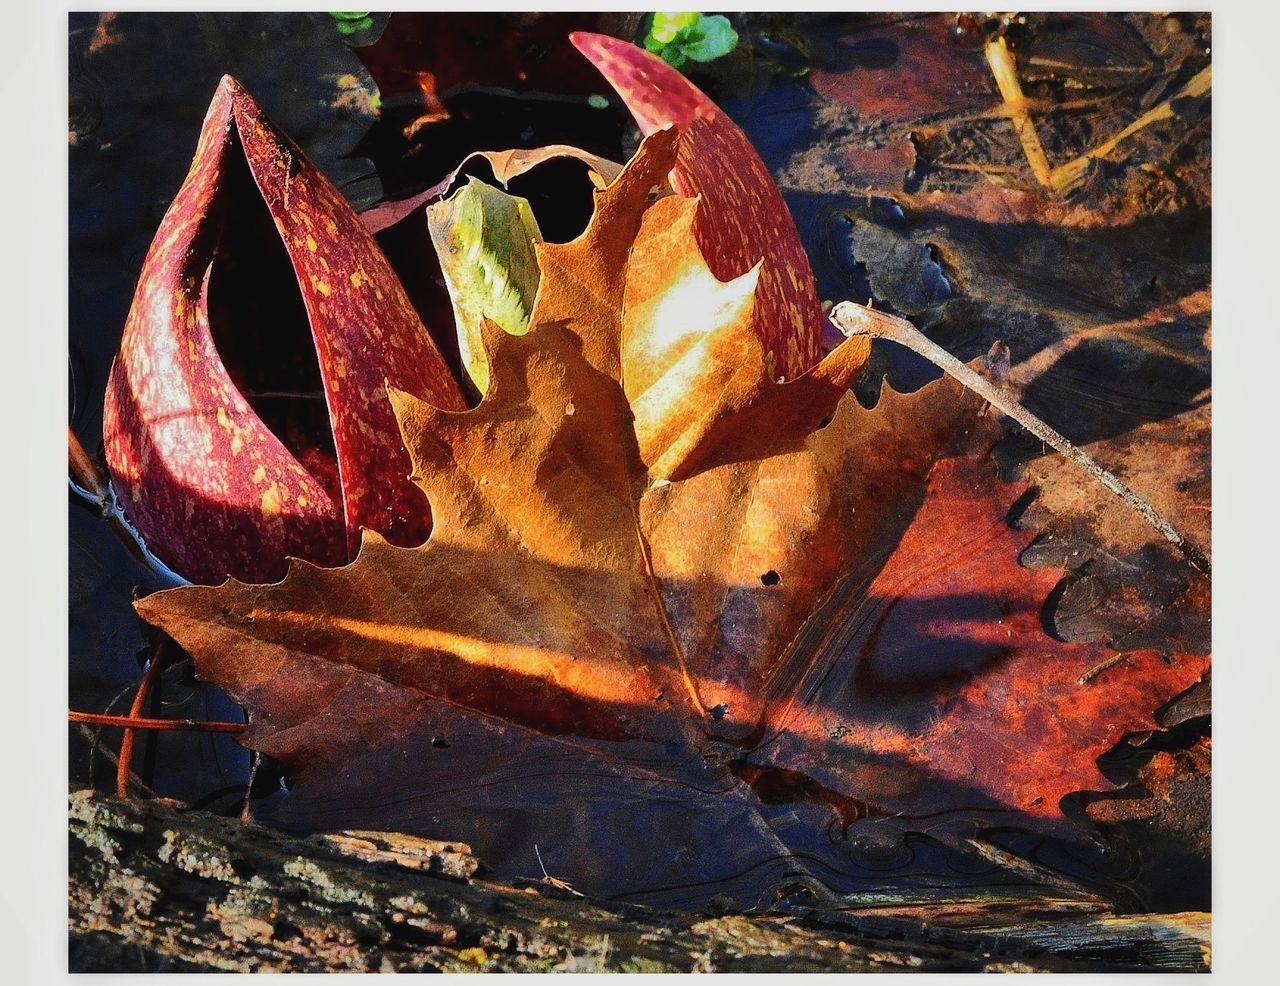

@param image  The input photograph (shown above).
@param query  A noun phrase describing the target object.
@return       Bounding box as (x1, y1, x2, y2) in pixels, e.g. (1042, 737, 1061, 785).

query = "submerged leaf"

(804, 15, 995, 125)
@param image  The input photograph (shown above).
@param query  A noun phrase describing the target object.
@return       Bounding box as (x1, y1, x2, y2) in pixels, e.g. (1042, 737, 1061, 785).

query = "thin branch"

(829, 302, 1210, 575)
(67, 430, 189, 587)
(1049, 65, 1211, 194)
(116, 641, 168, 797)
(68, 426, 108, 503)
(69, 710, 247, 734)
(985, 36, 1054, 188)
(1078, 653, 1127, 686)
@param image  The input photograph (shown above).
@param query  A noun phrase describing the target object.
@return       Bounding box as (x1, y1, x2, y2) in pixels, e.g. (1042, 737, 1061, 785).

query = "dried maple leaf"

(103, 77, 465, 585)
(138, 132, 867, 747)
(136, 124, 1208, 886)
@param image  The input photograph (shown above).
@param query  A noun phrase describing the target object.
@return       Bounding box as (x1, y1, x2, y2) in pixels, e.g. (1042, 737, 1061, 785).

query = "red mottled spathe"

(103, 77, 465, 585)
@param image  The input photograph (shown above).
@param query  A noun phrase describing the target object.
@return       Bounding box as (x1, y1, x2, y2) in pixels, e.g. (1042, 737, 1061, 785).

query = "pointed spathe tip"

(210, 74, 254, 122)
(568, 30, 608, 55)
(567, 31, 714, 134)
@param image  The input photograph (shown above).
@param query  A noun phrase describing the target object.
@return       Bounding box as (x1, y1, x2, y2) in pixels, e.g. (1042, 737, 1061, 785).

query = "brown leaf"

(135, 130, 984, 767)
(139, 132, 700, 754)
(472, 144, 625, 189)
(136, 127, 1205, 879)
(359, 144, 625, 236)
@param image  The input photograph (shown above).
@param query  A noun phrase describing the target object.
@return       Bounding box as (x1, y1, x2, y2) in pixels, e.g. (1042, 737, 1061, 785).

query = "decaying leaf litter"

(741, 13, 1211, 643)
(70, 11, 1208, 911)
(723, 11, 1211, 900)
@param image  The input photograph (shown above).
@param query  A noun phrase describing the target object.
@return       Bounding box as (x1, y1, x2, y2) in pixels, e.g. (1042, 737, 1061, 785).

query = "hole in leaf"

(760, 570, 781, 586)
(504, 158, 599, 244)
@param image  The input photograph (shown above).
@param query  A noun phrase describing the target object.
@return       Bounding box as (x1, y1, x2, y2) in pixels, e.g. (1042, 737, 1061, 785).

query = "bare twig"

(242, 752, 264, 822)
(1050, 65, 1212, 194)
(985, 36, 1054, 189)
(116, 641, 168, 797)
(69, 710, 246, 734)
(829, 302, 1210, 575)
(928, 161, 1024, 175)
(1078, 653, 1127, 686)
(534, 843, 584, 897)
(68, 425, 108, 503)
(68, 428, 189, 587)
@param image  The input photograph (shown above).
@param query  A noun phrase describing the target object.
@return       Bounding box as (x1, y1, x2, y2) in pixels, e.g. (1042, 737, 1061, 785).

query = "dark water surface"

(68, 12, 1207, 913)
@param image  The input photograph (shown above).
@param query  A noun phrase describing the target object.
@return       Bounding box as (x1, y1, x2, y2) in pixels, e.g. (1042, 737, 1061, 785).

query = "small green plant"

(329, 11, 373, 36)
(643, 11, 738, 70)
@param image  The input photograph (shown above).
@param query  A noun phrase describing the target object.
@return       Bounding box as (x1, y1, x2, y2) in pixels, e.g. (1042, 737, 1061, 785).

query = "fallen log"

(68, 790, 1209, 972)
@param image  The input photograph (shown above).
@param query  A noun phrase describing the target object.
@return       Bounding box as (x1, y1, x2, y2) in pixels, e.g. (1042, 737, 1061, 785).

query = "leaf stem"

(116, 641, 168, 797)
(985, 36, 1053, 189)
(68, 710, 247, 734)
(829, 302, 1210, 575)
(68, 425, 108, 504)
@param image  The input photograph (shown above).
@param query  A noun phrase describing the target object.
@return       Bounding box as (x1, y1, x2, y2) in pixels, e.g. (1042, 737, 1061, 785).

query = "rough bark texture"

(69, 790, 1209, 973)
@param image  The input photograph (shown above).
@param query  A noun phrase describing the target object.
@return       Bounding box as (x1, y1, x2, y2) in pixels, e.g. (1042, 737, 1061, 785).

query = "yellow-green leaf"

(427, 177, 543, 395)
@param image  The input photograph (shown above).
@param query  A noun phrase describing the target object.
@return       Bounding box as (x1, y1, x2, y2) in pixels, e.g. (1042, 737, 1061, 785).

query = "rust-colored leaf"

(748, 425, 1208, 830)
(135, 119, 1205, 873)
(103, 77, 465, 584)
(805, 14, 995, 124)
(833, 176, 1212, 651)
(570, 31, 825, 379)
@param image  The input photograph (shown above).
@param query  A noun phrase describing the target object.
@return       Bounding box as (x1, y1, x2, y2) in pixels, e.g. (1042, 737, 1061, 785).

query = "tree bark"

(69, 790, 1209, 973)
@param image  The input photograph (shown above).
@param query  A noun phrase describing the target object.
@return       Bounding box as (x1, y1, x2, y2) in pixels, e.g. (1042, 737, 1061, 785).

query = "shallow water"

(68, 12, 1209, 913)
